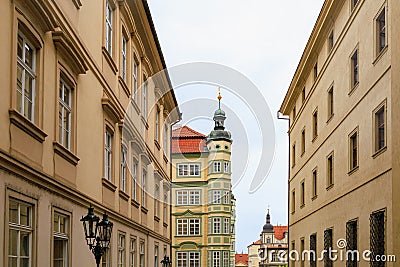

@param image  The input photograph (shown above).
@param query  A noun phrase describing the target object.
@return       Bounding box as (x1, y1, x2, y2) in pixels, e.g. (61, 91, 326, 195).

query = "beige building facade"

(0, 0, 179, 266)
(280, 0, 399, 266)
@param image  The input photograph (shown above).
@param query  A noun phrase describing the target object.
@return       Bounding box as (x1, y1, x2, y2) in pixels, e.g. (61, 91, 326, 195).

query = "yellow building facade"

(0, 0, 179, 266)
(171, 98, 236, 267)
(280, 0, 399, 266)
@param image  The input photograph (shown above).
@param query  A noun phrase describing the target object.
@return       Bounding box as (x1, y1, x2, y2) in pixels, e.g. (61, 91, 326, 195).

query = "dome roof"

(214, 108, 226, 117)
(262, 211, 274, 233)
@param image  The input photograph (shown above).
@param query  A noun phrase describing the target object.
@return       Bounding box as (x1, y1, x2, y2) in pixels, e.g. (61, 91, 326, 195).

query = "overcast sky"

(148, 0, 325, 252)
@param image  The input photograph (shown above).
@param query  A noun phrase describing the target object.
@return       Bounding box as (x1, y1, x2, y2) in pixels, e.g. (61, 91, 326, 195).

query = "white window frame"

(8, 198, 33, 267)
(213, 251, 220, 267)
(212, 190, 221, 204)
(132, 159, 138, 200)
(213, 161, 221, 173)
(142, 77, 147, 120)
(120, 145, 127, 192)
(142, 171, 146, 206)
(177, 190, 201, 206)
(224, 218, 230, 234)
(177, 163, 200, 177)
(132, 57, 138, 101)
(129, 237, 136, 267)
(105, 130, 113, 181)
(121, 35, 127, 81)
(53, 212, 69, 267)
(139, 241, 145, 267)
(59, 78, 72, 149)
(213, 218, 221, 234)
(155, 184, 160, 217)
(118, 233, 125, 267)
(177, 218, 200, 236)
(17, 30, 36, 122)
(224, 162, 230, 173)
(105, 1, 113, 54)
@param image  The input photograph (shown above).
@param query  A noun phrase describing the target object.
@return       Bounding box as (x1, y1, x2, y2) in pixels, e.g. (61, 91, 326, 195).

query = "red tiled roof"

(172, 126, 206, 138)
(274, 226, 288, 240)
(253, 239, 261, 245)
(172, 126, 208, 154)
(235, 254, 248, 265)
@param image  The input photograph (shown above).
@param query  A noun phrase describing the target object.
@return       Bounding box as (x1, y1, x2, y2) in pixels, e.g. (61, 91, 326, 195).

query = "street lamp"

(161, 255, 172, 267)
(81, 205, 113, 267)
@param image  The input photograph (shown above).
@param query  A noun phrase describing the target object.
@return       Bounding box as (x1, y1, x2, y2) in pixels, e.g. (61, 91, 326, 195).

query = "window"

(328, 86, 334, 119)
(291, 241, 296, 267)
(300, 238, 305, 267)
(132, 58, 138, 101)
(163, 193, 168, 223)
(346, 220, 358, 267)
(155, 108, 160, 142)
(349, 131, 358, 170)
(53, 212, 69, 267)
(223, 251, 229, 267)
(213, 251, 220, 267)
(142, 76, 147, 119)
(118, 233, 125, 267)
(129, 238, 136, 267)
(302, 87, 306, 104)
(292, 144, 296, 167)
(8, 199, 33, 267)
(58, 78, 72, 149)
(177, 190, 201, 205)
(224, 218, 230, 234)
(301, 129, 305, 155)
(312, 169, 317, 198)
(312, 110, 318, 139)
(154, 245, 158, 267)
(155, 184, 160, 217)
(177, 163, 200, 176)
(132, 160, 138, 200)
(310, 234, 317, 267)
(370, 210, 385, 267)
(375, 105, 386, 152)
(351, 0, 359, 10)
(177, 252, 200, 267)
(105, 1, 113, 54)
(213, 218, 221, 234)
(102, 247, 111, 267)
(212, 190, 222, 204)
(224, 162, 230, 173)
(351, 50, 359, 87)
(293, 106, 296, 120)
(163, 125, 168, 155)
(213, 161, 221, 173)
(105, 130, 113, 181)
(17, 30, 36, 121)
(120, 145, 127, 191)
(324, 229, 333, 267)
(300, 180, 305, 207)
(328, 30, 334, 51)
(291, 190, 295, 214)
(177, 218, 200, 236)
(142, 171, 146, 206)
(314, 62, 318, 81)
(376, 8, 386, 54)
(223, 192, 230, 204)
(121, 36, 127, 81)
(327, 153, 334, 188)
(139, 241, 145, 267)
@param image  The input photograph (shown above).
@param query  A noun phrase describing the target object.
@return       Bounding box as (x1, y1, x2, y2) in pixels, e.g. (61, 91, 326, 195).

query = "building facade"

(279, 0, 399, 266)
(171, 95, 236, 267)
(247, 212, 288, 267)
(0, 0, 179, 266)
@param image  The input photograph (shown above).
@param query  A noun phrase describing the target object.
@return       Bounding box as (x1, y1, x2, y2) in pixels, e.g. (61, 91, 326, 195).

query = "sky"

(148, 0, 325, 252)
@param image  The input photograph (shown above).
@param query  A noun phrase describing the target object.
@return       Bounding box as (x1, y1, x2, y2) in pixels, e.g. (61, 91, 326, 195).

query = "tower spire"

(217, 86, 222, 109)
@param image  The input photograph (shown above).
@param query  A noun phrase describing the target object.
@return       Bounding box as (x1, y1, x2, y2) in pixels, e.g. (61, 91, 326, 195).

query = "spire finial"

(217, 87, 222, 109)
(266, 206, 271, 224)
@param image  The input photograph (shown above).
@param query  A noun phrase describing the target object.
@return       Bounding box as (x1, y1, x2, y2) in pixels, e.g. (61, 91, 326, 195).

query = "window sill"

(163, 154, 169, 164)
(312, 135, 318, 143)
(9, 109, 47, 143)
(372, 146, 387, 159)
(141, 116, 149, 130)
(163, 222, 168, 228)
(348, 83, 359, 96)
(326, 184, 334, 191)
(131, 198, 140, 208)
(348, 166, 359, 176)
(301, 151, 305, 157)
(141, 206, 148, 214)
(118, 76, 131, 98)
(102, 47, 118, 74)
(53, 142, 80, 166)
(326, 114, 334, 124)
(154, 140, 161, 150)
(119, 190, 130, 201)
(154, 216, 160, 222)
(300, 204, 305, 209)
(373, 46, 388, 66)
(131, 100, 140, 115)
(102, 177, 117, 192)
(311, 195, 318, 201)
